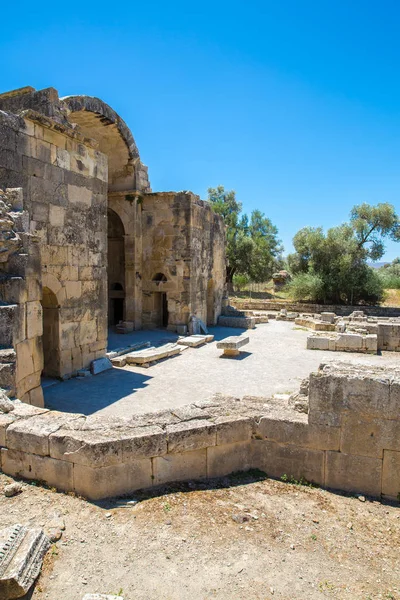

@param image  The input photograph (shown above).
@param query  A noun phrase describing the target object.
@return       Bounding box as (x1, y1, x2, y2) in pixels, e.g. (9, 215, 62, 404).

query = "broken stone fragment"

(0, 524, 50, 599)
(90, 357, 113, 375)
(3, 482, 22, 498)
(0, 390, 14, 413)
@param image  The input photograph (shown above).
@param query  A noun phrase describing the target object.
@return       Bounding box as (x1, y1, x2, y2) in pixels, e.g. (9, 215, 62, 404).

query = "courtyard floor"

(44, 320, 400, 417)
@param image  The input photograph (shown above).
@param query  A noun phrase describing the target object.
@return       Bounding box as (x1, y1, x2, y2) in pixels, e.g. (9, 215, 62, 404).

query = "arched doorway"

(108, 209, 126, 326)
(41, 287, 60, 377)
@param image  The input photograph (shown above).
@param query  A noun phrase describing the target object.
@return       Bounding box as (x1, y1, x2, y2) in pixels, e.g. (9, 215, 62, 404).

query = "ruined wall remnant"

(0, 362, 398, 500)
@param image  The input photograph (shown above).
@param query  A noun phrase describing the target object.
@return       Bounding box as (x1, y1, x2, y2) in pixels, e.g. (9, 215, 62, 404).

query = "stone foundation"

(1, 362, 399, 501)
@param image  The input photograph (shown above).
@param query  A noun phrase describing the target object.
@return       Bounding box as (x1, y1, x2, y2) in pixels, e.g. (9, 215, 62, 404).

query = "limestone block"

(382, 450, 400, 499)
(257, 417, 340, 451)
(252, 440, 325, 485)
(26, 301, 43, 339)
(1, 448, 73, 491)
(325, 451, 382, 496)
(6, 411, 83, 457)
(215, 416, 254, 445)
(73, 459, 153, 500)
(177, 336, 206, 348)
(90, 357, 112, 375)
(121, 426, 167, 461)
(49, 204, 65, 227)
(306, 335, 329, 350)
(207, 441, 253, 478)
(15, 340, 35, 383)
(0, 524, 50, 600)
(28, 386, 44, 408)
(217, 316, 255, 329)
(340, 415, 400, 458)
(216, 336, 249, 350)
(320, 312, 336, 323)
(166, 420, 216, 453)
(65, 281, 82, 300)
(308, 370, 393, 420)
(152, 449, 207, 486)
(0, 413, 16, 447)
(68, 184, 92, 207)
(336, 333, 363, 350)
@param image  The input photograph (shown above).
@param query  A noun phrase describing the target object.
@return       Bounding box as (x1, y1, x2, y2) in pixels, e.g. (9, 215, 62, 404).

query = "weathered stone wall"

(0, 362, 398, 500)
(0, 101, 109, 392)
(190, 198, 226, 326)
(141, 192, 191, 329)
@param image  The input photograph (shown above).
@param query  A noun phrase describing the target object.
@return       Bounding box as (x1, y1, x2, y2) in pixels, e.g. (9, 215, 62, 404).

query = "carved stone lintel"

(0, 524, 50, 599)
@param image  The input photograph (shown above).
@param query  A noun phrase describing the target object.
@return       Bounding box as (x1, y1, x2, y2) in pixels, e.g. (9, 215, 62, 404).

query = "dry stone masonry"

(0, 361, 399, 500)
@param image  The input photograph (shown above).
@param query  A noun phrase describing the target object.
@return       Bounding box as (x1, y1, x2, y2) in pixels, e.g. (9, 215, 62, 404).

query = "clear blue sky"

(1, 0, 400, 260)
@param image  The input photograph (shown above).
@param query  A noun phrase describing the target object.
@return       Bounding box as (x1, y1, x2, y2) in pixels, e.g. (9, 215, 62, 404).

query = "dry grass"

(382, 289, 400, 307)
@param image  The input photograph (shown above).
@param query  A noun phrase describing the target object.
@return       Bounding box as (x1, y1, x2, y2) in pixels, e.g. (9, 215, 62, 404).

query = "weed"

(310, 534, 317, 541)
(319, 580, 335, 592)
(281, 474, 317, 488)
(51, 544, 58, 556)
(163, 502, 172, 512)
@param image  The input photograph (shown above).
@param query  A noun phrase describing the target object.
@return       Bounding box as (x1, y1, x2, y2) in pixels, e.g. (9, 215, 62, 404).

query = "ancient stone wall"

(0, 103, 109, 394)
(231, 299, 400, 318)
(190, 198, 226, 326)
(0, 362, 398, 500)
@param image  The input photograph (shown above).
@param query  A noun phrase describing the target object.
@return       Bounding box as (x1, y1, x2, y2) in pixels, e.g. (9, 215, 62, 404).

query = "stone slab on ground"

(90, 357, 113, 375)
(124, 343, 181, 366)
(192, 334, 214, 342)
(177, 336, 207, 348)
(217, 335, 249, 357)
(0, 524, 50, 600)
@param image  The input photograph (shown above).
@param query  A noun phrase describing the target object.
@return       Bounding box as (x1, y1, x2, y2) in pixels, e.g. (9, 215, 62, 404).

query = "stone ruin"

(0, 361, 399, 501)
(295, 310, 400, 354)
(0, 85, 227, 406)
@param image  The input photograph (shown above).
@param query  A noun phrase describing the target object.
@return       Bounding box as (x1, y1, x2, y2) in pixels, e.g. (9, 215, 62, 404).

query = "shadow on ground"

(44, 368, 153, 415)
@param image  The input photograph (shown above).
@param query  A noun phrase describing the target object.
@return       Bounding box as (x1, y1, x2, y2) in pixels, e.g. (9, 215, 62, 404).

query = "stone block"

(153, 449, 207, 486)
(336, 333, 363, 350)
(68, 184, 92, 207)
(207, 441, 253, 478)
(90, 356, 112, 375)
(1, 448, 73, 491)
(6, 411, 83, 456)
(257, 417, 340, 451)
(340, 415, 400, 458)
(382, 450, 400, 499)
(166, 420, 216, 453)
(325, 451, 382, 496)
(320, 312, 336, 323)
(306, 335, 330, 350)
(0, 524, 50, 600)
(26, 300, 43, 339)
(252, 440, 325, 485)
(215, 416, 254, 445)
(0, 413, 16, 447)
(73, 459, 153, 500)
(309, 370, 393, 420)
(121, 426, 167, 461)
(217, 316, 255, 329)
(28, 386, 44, 408)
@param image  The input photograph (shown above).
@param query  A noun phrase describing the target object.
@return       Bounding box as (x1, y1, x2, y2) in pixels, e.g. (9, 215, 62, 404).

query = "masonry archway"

(41, 287, 60, 377)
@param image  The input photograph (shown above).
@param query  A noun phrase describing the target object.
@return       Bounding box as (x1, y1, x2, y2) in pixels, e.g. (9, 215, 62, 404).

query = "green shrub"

(233, 273, 250, 292)
(288, 273, 325, 303)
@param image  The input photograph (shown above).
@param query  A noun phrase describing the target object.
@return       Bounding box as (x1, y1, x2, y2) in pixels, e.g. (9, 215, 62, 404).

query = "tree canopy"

(208, 186, 282, 286)
(287, 203, 400, 305)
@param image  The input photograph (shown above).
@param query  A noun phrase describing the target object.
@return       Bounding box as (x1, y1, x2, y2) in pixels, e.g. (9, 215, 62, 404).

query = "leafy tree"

(208, 186, 282, 287)
(287, 203, 400, 304)
(378, 257, 400, 289)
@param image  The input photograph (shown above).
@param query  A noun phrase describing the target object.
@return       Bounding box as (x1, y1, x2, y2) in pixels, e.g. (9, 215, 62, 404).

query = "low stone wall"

(378, 323, 400, 352)
(1, 362, 399, 501)
(217, 315, 256, 329)
(231, 299, 400, 318)
(295, 317, 336, 331)
(307, 332, 378, 354)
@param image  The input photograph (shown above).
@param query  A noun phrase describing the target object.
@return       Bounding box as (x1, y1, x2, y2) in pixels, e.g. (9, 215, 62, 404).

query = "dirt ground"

(1, 472, 399, 600)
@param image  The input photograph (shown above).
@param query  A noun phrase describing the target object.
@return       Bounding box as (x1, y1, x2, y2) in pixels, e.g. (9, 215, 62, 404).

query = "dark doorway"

(108, 209, 125, 326)
(162, 292, 168, 328)
(41, 287, 60, 377)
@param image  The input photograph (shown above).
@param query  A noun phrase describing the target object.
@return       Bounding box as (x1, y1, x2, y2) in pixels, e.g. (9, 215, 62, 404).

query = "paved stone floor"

(44, 320, 400, 417)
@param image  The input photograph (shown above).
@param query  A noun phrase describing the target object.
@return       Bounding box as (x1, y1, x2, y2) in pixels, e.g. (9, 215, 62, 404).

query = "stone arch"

(62, 95, 149, 192)
(152, 272, 167, 283)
